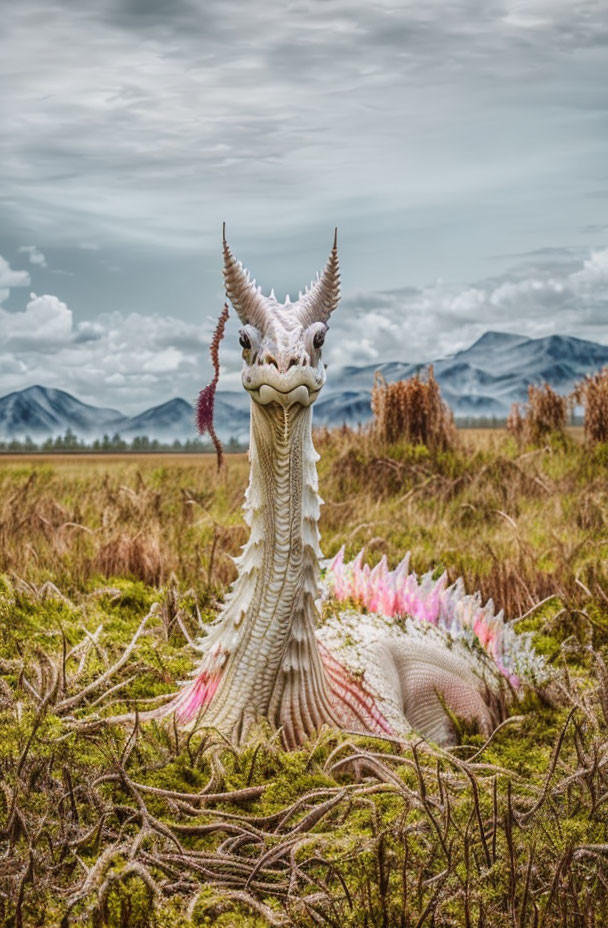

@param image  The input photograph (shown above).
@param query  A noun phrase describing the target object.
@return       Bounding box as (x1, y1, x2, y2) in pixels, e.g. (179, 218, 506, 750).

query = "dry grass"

(507, 384, 569, 447)
(507, 371, 608, 449)
(1, 430, 607, 618)
(0, 455, 249, 595)
(574, 366, 608, 445)
(315, 426, 607, 616)
(370, 366, 456, 452)
(1, 429, 608, 926)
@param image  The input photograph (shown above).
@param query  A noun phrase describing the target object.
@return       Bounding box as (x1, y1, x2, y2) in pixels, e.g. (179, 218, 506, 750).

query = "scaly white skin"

(173, 231, 505, 747)
(184, 399, 341, 748)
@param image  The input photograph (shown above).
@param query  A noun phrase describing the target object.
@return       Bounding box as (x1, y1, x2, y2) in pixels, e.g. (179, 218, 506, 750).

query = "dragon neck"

(192, 400, 338, 746)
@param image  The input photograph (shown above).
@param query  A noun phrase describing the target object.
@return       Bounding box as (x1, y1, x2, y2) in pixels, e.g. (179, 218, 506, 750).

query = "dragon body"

(173, 231, 544, 747)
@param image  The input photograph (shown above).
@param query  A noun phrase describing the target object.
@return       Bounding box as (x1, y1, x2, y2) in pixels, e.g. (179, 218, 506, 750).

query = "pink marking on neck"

(172, 646, 225, 724)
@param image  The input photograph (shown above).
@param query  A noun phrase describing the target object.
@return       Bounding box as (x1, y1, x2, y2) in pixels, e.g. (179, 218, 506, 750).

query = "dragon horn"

(222, 223, 270, 330)
(297, 228, 341, 327)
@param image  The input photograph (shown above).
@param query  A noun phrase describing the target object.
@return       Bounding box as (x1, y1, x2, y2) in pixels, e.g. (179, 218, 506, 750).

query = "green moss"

(2, 438, 608, 926)
(101, 873, 157, 928)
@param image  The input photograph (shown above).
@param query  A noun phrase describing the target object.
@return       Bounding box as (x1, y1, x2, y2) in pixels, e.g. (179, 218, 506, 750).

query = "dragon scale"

(172, 230, 544, 747)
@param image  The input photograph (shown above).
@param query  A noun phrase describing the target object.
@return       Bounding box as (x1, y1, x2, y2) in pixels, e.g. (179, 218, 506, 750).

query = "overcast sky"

(1, 0, 608, 412)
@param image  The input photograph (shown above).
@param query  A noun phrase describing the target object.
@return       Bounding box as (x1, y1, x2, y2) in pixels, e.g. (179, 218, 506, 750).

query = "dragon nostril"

(287, 358, 298, 370)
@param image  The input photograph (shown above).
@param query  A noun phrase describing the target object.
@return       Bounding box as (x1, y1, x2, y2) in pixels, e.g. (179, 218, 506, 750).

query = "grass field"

(1, 427, 607, 926)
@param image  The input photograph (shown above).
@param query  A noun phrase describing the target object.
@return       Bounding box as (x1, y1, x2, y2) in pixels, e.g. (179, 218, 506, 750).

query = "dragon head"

(223, 225, 340, 408)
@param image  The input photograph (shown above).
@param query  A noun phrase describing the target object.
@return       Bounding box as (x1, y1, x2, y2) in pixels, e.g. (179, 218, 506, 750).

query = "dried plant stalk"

(370, 365, 456, 451)
(507, 383, 568, 446)
(573, 366, 608, 444)
(197, 302, 230, 469)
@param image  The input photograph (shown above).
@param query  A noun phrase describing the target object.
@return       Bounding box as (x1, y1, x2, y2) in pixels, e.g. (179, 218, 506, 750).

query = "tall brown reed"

(507, 383, 568, 446)
(371, 365, 456, 451)
(573, 366, 608, 444)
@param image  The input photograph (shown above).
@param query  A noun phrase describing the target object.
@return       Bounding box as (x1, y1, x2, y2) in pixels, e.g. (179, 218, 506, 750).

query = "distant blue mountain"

(0, 385, 124, 437)
(0, 387, 251, 443)
(118, 398, 196, 438)
(316, 331, 608, 424)
(1, 332, 607, 441)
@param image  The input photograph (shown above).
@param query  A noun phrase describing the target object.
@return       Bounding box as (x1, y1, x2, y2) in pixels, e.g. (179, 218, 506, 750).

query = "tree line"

(0, 429, 246, 453)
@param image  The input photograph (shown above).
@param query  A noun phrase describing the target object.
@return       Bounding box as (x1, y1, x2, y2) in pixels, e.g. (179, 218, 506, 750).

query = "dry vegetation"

(507, 369, 608, 451)
(507, 384, 569, 447)
(574, 366, 608, 445)
(1, 414, 608, 925)
(371, 366, 456, 452)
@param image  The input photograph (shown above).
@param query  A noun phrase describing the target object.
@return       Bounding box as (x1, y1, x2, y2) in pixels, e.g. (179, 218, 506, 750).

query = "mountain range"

(1, 331, 607, 443)
(311, 331, 608, 426)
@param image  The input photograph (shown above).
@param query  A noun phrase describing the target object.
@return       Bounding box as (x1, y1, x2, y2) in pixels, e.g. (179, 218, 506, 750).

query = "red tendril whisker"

(197, 302, 230, 469)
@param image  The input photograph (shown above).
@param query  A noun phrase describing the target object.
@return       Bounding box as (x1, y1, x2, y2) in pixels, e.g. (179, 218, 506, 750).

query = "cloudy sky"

(1, 0, 608, 412)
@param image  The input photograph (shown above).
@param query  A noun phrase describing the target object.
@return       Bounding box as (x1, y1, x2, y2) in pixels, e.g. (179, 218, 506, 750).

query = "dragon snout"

(258, 350, 308, 374)
(243, 352, 325, 408)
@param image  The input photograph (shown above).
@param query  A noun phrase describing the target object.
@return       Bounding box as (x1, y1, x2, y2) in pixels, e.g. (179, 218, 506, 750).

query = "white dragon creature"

(171, 229, 546, 748)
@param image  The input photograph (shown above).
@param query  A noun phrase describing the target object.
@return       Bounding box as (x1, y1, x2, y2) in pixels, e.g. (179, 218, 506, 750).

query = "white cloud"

(74, 321, 104, 343)
(324, 246, 608, 368)
(1, 245, 607, 412)
(0, 355, 27, 375)
(142, 347, 183, 373)
(0, 288, 232, 411)
(0, 0, 606, 348)
(0, 255, 30, 303)
(0, 293, 72, 350)
(571, 248, 608, 290)
(19, 245, 47, 267)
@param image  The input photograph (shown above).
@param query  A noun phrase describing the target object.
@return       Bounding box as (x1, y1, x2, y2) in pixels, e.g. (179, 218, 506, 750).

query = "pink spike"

(330, 546, 345, 573)
(324, 549, 526, 686)
(379, 583, 396, 616)
(329, 547, 348, 600)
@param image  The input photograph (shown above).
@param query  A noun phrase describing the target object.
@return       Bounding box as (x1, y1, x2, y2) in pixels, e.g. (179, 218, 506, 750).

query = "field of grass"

(1, 428, 607, 926)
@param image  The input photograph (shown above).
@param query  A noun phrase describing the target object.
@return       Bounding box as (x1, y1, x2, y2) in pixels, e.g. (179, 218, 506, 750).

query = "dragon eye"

(313, 329, 325, 349)
(239, 330, 252, 350)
